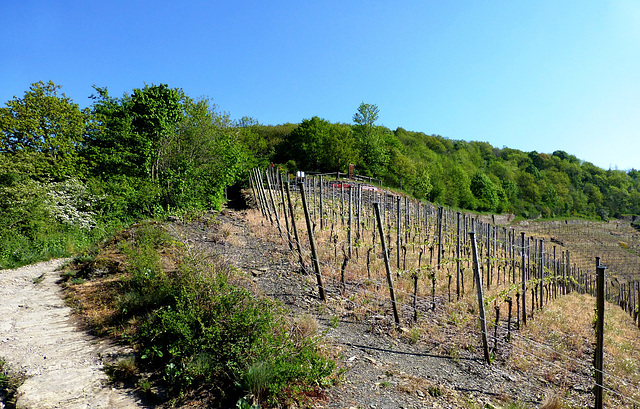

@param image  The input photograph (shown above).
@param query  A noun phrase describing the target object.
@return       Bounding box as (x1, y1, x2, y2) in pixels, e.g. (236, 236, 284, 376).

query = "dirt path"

(0, 259, 146, 409)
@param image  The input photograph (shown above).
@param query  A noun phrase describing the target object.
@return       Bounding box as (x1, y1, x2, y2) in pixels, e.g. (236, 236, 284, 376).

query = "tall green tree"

(0, 81, 87, 179)
(163, 96, 246, 209)
(470, 171, 498, 211)
(353, 102, 379, 138)
(86, 84, 244, 215)
(130, 84, 184, 181)
(286, 116, 331, 171)
(352, 102, 387, 175)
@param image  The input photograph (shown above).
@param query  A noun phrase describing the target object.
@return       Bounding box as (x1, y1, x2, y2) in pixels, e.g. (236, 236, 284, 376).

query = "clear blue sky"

(2, 1, 639, 170)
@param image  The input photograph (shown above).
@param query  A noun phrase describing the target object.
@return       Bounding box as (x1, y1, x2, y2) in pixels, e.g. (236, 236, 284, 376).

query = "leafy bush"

(134, 270, 334, 405)
(97, 223, 335, 406)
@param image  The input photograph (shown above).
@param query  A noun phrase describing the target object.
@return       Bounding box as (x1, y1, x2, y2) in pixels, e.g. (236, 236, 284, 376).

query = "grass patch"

(0, 359, 26, 408)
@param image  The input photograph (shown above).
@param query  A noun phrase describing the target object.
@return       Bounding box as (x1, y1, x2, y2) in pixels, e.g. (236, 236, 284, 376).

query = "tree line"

(1, 82, 638, 267)
(241, 102, 640, 220)
(0, 81, 248, 266)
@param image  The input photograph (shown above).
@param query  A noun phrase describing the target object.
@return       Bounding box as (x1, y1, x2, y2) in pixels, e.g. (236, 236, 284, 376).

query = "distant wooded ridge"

(242, 103, 640, 221)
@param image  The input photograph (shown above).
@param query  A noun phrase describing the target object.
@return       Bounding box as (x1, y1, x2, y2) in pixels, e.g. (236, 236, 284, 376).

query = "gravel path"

(0, 259, 146, 409)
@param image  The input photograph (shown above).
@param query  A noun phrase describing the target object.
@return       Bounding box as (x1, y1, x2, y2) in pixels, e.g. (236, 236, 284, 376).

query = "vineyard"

(249, 168, 640, 408)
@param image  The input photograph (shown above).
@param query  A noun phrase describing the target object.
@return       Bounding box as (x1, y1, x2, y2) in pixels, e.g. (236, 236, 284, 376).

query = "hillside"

(3, 202, 627, 408)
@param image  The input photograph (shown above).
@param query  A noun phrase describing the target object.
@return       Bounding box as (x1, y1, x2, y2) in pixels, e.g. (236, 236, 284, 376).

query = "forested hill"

(0, 82, 638, 267)
(240, 105, 640, 220)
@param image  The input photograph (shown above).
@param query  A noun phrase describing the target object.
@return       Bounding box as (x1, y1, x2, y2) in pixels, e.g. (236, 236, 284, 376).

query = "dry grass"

(65, 277, 123, 335)
(507, 292, 640, 407)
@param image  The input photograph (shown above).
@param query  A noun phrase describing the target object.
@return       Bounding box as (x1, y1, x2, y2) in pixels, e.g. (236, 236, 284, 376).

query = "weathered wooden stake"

(470, 229, 491, 364)
(279, 173, 293, 251)
(521, 232, 527, 326)
(539, 239, 544, 310)
(285, 183, 306, 273)
(374, 202, 400, 326)
(265, 170, 283, 236)
(456, 212, 461, 300)
(594, 257, 605, 409)
(299, 182, 326, 302)
(397, 196, 401, 269)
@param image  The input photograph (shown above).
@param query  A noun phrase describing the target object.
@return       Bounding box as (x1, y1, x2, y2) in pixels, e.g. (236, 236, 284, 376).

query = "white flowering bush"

(45, 178, 98, 230)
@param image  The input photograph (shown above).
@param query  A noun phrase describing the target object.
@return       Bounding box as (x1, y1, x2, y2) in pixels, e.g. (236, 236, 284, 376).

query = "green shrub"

(117, 223, 175, 316)
(0, 225, 97, 269)
(133, 268, 334, 405)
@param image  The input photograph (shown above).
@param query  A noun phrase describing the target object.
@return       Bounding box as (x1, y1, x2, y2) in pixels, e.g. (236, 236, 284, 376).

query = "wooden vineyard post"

(348, 185, 353, 259)
(279, 172, 293, 251)
(331, 182, 336, 224)
(511, 229, 516, 285)
(594, 257, 605, 409)
(299, 182, 326, 302)
(562, 251, 566, 295)
(285, 183, 306, 273)
(261, 169, 274, 220)
(628, 284, 633, 317)
(553, 246, 557, 300)
(456, 212, 461, 300)
(521, 232, 527, 326)
(470, 229, 491, 364)
(397, 196, 401, 269)
(486, 224, 492, 290)
(312, 176, 317, 223)
(255, 168, 272, 225)
(437, 207, 443, 284)
(637, 282, 640, 329)
(340, 184, 345, 226)
(319, 176, 324, 230)
(265, 170, 284, 238)
(539, 239, 544, 310)
(405, 196, 410, 245)
(566, 251, 571, 294)
(357, 185, 362, 240)
(374, 202, 400, 326)
(249, 168, 264, 217)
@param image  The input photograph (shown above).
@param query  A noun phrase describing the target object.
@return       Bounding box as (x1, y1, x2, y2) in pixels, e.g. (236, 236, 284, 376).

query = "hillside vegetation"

(2, 81, 639, 268)
(245, 107, 640, 220)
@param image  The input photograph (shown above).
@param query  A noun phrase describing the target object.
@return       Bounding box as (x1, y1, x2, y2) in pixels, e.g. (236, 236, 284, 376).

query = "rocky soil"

(173, 209, 565, 408)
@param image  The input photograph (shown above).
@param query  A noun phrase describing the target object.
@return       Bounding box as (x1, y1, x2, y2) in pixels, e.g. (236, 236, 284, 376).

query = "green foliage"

(0, 81, 87, 180)
(470, 171, 498, 211)
(0, 359, 25, 407)
(0, 81, 248, 268)
(118, 223, 175, 315)
(161, 96, 246, 210)
(285, 117, 357, 172)
(410, 163, 432, 200)
(0, 154, 100, 268)
(5, 78, 640, 269)
(353, 103, 389, 176)
(114, 224, 335, 405)
(85, 84, 246, 215)
(135, 271, 334, 403)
